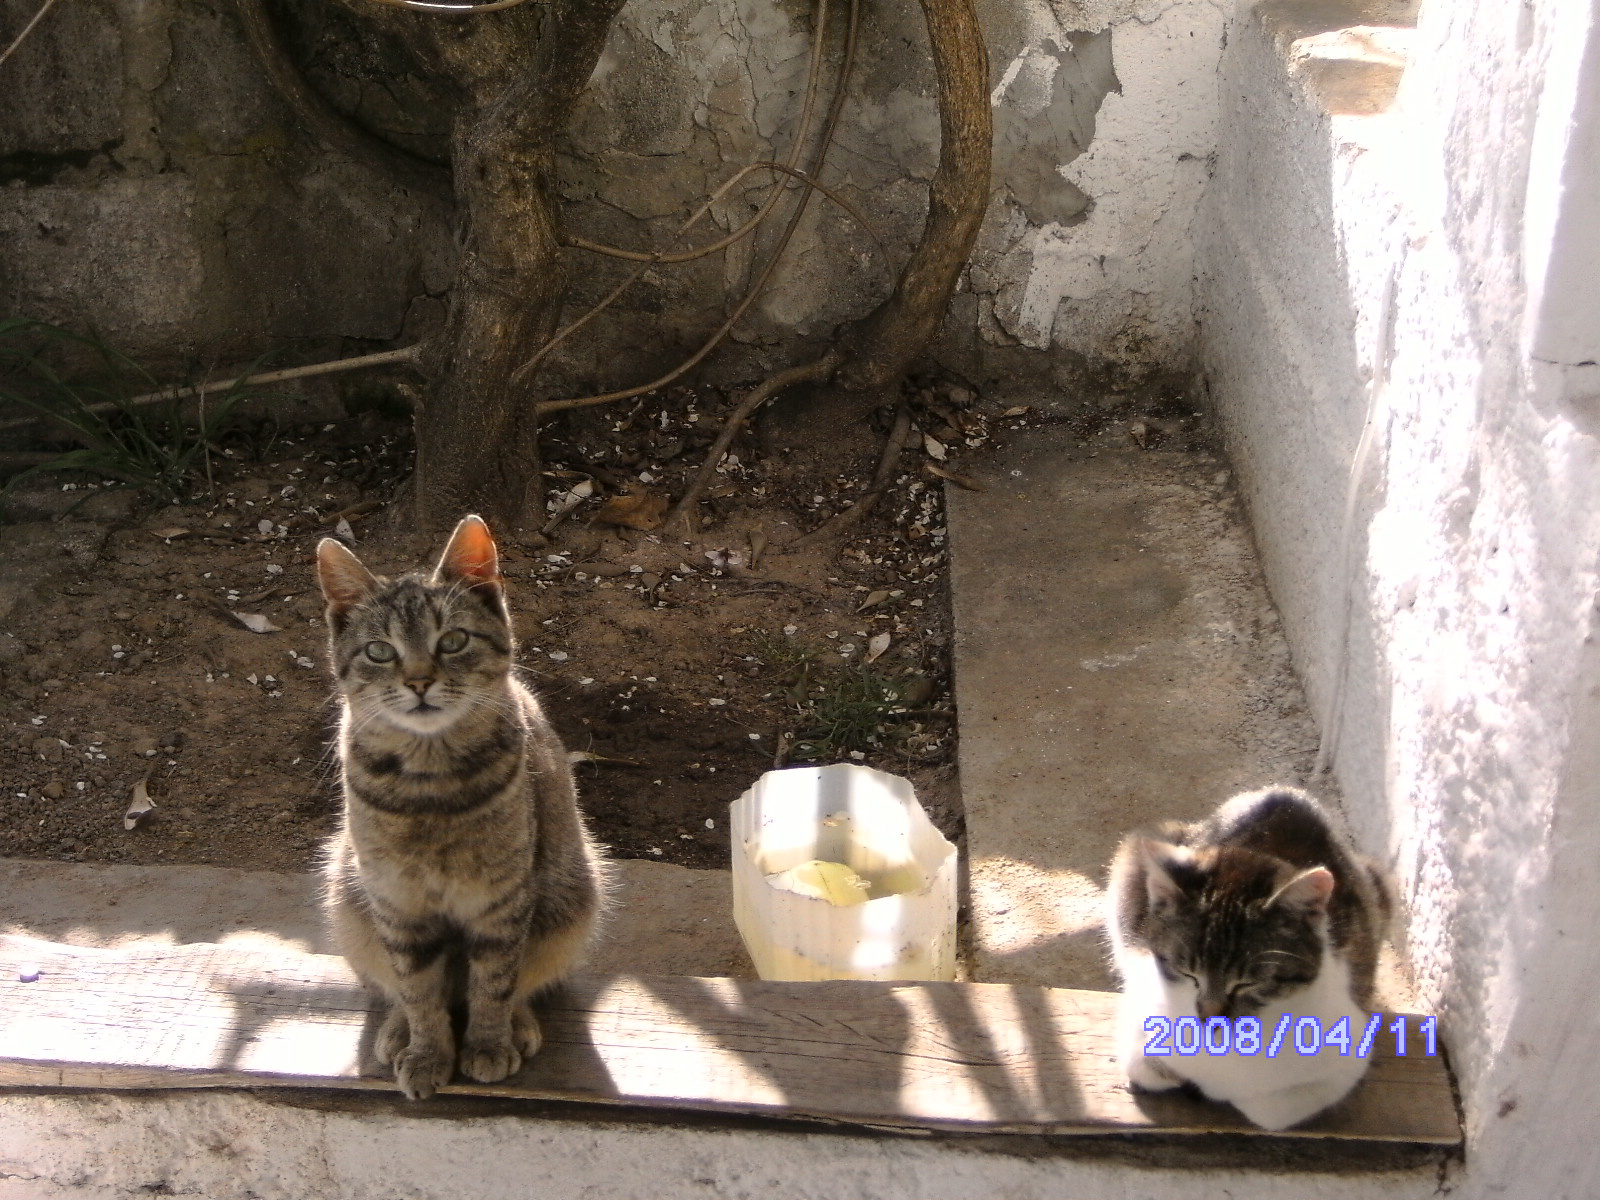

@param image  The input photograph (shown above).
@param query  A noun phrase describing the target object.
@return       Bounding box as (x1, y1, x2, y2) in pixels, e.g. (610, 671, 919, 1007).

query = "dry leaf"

(124, 779, 156, 830)
(549, 478, 595, 515)
(865, 632, 892, 664)
(594, 489, 667, 531)
(333, 517, 356, 544)
(922, 434, 948, 461)
(856, 589, 890, 612)
(149, 526, 190, 540)
(230, 611, 282, 634)
(924, 462, 984, 491)
(1001, 405, 1030, 418)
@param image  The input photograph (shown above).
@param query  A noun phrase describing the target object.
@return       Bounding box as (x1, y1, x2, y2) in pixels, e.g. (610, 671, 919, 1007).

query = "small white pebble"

(266, 563, 284, 575)
(705, 818, 715, 830)
(549, 650, 569, 662)
(747, 732, 761, 740)
(578, 677, 595, 686)
(649, 846, 663, 855)
(707, 698, 726, 706)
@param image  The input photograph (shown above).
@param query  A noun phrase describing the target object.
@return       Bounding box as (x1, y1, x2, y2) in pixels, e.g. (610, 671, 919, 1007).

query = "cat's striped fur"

(317, 515, 606, 1100)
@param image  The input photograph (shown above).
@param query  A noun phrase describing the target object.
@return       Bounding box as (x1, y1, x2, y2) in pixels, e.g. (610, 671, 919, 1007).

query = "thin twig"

(559, 0, 831, 266)
(511, 0, 833, 390)
(0, 0, 63, 70)
(795, 402, 912, 545)
(664, 349, 843, 532)
(531, 0, 861, 420)
(516, 162, 883, 383)
(566, 164, 881, 265)
(0, 345, 421, 434)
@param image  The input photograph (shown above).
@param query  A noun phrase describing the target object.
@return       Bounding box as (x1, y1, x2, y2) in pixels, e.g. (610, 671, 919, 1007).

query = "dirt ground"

(0, 377, 1203, 876)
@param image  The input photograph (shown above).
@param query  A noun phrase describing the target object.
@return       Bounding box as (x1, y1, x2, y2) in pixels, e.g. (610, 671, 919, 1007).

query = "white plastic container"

(730, 763, 959, 981)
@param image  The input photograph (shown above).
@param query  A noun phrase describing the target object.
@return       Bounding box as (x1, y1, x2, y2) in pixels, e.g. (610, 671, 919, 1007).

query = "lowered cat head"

(316, 515, 514, 735)
(1119, 838, 1334, 1020)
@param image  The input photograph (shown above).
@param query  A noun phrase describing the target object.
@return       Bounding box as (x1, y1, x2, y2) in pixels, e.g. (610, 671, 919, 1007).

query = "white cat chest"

(730, 764, 959, 982)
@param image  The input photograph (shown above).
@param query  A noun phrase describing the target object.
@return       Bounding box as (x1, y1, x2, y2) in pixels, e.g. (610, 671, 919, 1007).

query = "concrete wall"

(1199, 0, 1600, 1195)
(0, 0, 1229, 388)
(0, 0, 457, 371)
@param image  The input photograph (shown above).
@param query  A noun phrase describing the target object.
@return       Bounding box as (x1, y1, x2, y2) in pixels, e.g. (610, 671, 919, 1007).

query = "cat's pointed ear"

(1267, 866, 1335, 916)
(433, 514, 504, 609)
(1139, 840, 1188, 911)
(317, 538, 380, 627)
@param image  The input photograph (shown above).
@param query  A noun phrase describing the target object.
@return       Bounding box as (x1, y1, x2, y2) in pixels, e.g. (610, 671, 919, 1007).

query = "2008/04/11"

(1143, 1013, 1440, 1058)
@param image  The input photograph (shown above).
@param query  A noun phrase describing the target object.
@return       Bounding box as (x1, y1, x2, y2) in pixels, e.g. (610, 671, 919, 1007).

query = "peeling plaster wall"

(0, 0, 1234, 387)
(1199, 0, 1600, 1194)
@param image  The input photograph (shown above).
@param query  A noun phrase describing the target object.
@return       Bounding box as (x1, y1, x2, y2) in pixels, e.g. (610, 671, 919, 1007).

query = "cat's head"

(1131, 839, 1334, 1019)
(315, 515, 513, 735)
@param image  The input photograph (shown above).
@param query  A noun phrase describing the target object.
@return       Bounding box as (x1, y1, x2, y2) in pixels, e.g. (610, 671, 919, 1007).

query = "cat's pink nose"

(404, 678, 433, 698)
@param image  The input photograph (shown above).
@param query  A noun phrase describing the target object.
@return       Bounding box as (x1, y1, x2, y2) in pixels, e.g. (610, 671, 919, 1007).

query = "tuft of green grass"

(0, 317, 271, 505)
(790, 662, 912, 763)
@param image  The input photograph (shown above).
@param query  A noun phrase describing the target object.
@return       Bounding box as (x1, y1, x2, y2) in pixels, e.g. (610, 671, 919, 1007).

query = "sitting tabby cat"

(316, 515, 607, 1100)
(1107, 786, 1391, 1130)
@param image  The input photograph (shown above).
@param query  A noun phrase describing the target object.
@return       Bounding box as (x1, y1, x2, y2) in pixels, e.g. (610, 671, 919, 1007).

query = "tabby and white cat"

(1107, 786, 1391, 1130)
(317, 515, 607, 1100)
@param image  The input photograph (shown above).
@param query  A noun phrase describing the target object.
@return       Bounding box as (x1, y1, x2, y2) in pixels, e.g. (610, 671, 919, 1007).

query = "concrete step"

(947, 421, 1392, 992)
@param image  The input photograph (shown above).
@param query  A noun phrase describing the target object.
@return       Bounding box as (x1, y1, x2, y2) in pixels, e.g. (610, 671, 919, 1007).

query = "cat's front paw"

(392, 1044, 455, 1100)
(459, 1039, 522, 1084)
(375, 1008, 410, 1066)
(1233, 1078, 1356, 1131)
(1124, 1054, 1185, 1094)
(512, 1003, 543, 1057)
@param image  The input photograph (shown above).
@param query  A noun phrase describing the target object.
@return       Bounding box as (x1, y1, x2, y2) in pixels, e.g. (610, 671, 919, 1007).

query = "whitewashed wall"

(1200, 1, 1600, 1194)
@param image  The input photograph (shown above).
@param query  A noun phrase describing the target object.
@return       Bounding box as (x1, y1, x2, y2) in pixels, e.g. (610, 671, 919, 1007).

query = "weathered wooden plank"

(0, 934, 1458, 1143)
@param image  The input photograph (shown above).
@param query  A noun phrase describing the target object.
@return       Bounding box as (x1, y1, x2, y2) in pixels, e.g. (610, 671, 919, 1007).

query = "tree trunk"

(412, 0, 629, 532)
(831, 0, 991, 412)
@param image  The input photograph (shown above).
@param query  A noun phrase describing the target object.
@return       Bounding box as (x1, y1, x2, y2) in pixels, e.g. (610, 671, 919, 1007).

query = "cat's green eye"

(437, 629, 469, 654)
(364, 640, 397, 663)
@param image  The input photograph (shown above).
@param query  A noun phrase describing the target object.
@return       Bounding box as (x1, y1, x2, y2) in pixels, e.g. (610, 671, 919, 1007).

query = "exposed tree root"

(663, 349, 844, 534)
(794, 403, 913, 547)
